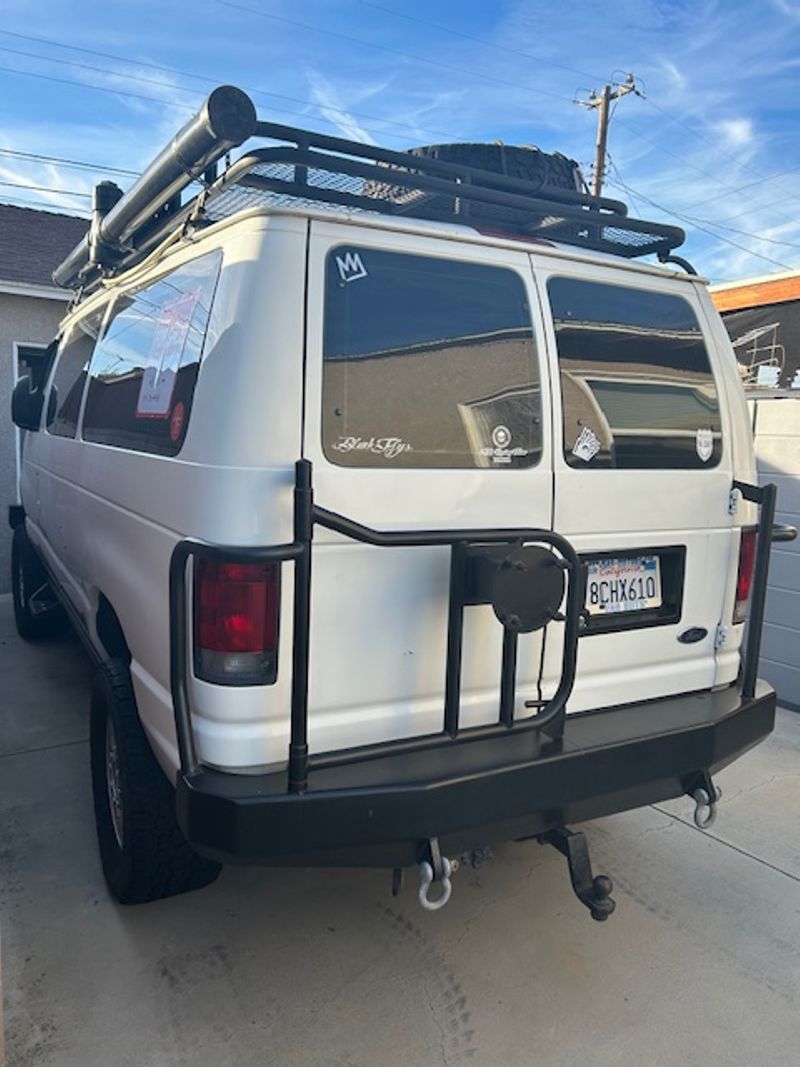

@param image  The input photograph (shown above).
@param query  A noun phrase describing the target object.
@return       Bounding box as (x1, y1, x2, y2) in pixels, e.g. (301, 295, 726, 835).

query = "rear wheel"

(90, 659, 221, 904)
(10, 525, 67, 640)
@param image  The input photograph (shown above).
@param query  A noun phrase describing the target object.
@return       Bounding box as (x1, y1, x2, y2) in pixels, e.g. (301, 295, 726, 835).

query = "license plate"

(585, 555, 662, 615)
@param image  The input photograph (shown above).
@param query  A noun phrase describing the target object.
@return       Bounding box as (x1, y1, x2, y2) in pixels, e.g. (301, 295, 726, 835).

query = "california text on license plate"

(585, 555, 662, 615)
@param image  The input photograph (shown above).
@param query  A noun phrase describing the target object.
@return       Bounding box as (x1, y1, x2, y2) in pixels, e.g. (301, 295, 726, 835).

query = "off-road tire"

(11, 525, 67, 640)
(90, 658, 221, 904)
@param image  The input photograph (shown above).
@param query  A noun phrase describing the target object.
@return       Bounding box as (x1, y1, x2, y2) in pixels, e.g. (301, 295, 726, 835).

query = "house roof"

(0, 203, 87, 290)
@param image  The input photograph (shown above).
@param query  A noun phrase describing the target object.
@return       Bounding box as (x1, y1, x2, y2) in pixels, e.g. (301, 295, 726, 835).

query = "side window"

(547, 277, 722, 470)
(82, 251, 222, 456)
(322, 247, 541, 469)
(46, 310, 105, 438)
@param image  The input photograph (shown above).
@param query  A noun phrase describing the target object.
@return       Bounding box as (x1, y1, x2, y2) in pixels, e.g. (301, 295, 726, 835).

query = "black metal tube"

(169, 542, 200, 776)
(315, 505, 575, 553)
(254, 119, 630, 214)
(53, 85, 257, 288)
(169, 536, 303, 777)
(499, 628, 519, 727)
(742, 483, 777, 700)
(657, 252, 698, 275)
(288, 460, 314, 793)
(240, 146, 681, 244)
(443, 544, 467, 738)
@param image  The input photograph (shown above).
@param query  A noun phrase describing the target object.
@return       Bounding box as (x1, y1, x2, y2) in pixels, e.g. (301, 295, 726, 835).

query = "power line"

(639, 95, 800, 202)
(677, 213, 800, 252)
(0, 28, 465, 144)
(0, 61, 199, 112)
(0, 193, 89, 214)
(679, 163, 800, 212)
(0, 177, 90, 198)
(215, 0, 576, 104)
(357, 0, 605, 83)
(0, 145, 138, 177)
(361, 0, 800, 203)
(0, 59, 413, 147)
(614, 117, 799, 227)
(606, 161, 794, 271)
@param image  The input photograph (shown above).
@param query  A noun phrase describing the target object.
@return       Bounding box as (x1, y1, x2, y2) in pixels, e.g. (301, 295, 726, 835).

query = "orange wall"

(712, 275, 800, 313)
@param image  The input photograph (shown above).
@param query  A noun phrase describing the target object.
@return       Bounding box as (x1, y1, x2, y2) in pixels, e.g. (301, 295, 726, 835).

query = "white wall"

(0, 290, 68, 593)
(753, 397, 800, 710)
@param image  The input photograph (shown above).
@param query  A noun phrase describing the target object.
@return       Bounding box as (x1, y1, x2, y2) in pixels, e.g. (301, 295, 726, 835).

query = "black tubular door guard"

(733, 480, 781, 701)
(169, 460, 583, 791)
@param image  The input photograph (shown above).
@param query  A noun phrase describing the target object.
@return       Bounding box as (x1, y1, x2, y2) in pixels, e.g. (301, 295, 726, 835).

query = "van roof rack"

(54, 85, 686, 294)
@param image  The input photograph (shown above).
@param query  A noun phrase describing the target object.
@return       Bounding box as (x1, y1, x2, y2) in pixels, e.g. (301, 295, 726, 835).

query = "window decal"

(136, 290, 199, 418)
(572, 426, 601, 463)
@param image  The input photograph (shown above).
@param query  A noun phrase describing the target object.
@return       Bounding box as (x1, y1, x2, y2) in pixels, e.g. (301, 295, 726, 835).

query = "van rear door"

(302, 220, 554, 753)
(533, 258, 736, 711)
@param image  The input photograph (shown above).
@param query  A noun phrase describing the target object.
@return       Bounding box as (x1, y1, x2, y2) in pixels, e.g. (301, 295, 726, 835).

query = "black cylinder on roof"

(53, 85, 257, 289)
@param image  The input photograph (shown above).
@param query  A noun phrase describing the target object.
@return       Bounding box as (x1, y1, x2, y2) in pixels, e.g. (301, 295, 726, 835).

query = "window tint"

(82, 251, 222, 455)
(548, 277, 722, 469)
(47, 310, 105, 438)
(322, 247, 541, 469)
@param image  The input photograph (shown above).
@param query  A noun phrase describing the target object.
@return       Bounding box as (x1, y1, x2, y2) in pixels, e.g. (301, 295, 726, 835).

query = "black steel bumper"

(176, 680, 775, 867)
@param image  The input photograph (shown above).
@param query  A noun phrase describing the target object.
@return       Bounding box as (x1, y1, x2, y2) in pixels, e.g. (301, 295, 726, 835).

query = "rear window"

(548, 277, 722, 469)
(82, 251, 221, 456)
(322, 247, 541, 469)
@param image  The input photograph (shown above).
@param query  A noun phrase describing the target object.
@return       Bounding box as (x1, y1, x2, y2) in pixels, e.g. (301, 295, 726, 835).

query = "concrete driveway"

(1, 594, 798, 1067)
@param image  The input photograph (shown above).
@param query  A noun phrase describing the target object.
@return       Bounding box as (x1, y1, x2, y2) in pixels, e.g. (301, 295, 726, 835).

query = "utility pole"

(578, 74, 638, 197)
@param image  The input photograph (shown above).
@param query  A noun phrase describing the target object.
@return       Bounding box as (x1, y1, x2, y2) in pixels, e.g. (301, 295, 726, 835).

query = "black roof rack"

(53, 85, 686, 294)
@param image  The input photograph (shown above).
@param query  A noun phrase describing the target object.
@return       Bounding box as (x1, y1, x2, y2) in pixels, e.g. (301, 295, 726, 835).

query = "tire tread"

(91, 659, 221, 904)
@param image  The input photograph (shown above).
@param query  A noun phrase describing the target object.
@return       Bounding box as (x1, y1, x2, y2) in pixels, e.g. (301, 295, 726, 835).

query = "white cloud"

(659, 59, 687, 91)
(305, 68, 377, 144)
(715, 117, 755, 148)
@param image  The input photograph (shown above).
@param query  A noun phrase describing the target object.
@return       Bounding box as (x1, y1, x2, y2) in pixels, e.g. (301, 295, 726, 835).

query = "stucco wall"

(0, 291, 68, 592)
(753, 397, 800, 710)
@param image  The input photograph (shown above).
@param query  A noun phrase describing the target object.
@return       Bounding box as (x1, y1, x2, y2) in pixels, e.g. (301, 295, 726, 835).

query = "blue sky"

(2, 0, 800, 282)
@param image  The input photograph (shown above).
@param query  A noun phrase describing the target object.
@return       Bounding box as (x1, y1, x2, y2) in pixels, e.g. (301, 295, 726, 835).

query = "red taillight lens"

(194, 560, 280, 685)
(733, 529, 757, 624)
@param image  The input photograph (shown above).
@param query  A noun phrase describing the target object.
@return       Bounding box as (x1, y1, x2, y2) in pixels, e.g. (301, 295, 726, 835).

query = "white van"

(9, 87, 790, 916)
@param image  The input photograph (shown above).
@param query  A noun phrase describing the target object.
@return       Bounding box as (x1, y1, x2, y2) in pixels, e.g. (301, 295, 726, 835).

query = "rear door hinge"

(728, 489, 739, 515)
(714, 624, 728, 651)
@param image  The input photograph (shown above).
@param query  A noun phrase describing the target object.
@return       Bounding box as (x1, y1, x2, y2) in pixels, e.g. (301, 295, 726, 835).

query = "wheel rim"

(105, 717, 124, 848)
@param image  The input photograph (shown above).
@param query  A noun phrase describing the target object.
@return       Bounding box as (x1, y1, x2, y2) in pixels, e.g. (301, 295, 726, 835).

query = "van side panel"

(50, 217, 307, 776)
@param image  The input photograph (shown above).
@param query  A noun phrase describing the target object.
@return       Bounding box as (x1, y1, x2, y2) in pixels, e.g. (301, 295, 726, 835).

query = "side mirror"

(11, 375, 44, 431)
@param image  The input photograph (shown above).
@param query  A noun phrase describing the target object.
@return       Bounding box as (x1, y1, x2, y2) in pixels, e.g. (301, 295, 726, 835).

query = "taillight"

(194, 560, 280, 685)
(733, 529, 757, 624)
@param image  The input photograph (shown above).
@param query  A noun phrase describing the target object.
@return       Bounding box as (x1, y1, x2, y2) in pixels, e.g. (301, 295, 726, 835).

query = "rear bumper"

(176, 681, 776, 867)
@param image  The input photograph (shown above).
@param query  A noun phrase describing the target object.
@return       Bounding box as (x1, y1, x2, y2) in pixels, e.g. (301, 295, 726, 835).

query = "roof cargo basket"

(53, 86, 686, 295)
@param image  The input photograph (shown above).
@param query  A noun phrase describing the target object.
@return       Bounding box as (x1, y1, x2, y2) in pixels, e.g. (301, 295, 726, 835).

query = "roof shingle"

(0, 204, 87, 289)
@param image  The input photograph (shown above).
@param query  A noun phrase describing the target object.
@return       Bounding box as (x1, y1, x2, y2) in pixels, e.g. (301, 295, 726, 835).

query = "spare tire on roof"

(364, 141, 585, 229)
(409, 143, 583, 190)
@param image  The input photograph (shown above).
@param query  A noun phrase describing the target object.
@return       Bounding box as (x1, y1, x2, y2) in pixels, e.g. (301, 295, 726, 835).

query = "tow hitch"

(541, 827, 616, 922)
(685, 770, 721, 829)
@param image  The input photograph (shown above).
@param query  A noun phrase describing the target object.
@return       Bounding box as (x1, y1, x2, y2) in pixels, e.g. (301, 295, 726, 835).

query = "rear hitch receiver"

(542, 827, 616, 922)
